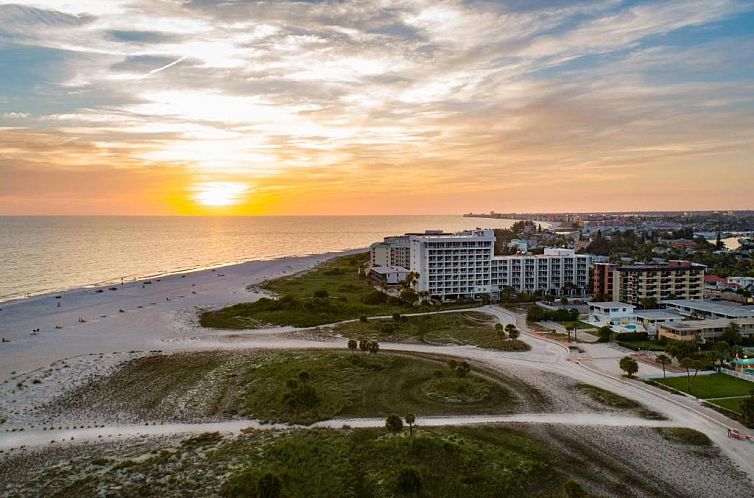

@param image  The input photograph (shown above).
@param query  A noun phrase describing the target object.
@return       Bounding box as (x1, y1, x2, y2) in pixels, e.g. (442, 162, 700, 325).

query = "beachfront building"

(410, 229, 495, 300)
(611, 260, 705, 305)
(491, 248, 591, 297)
(657, 318, 754, 342)
(585, 301, 646, 334)
(368, 266, 411, 290)
(370, 235, 412, 268)
(371, 229, 593, 300)
(633, 309, 684, 336)
(662, 299, 754, 320)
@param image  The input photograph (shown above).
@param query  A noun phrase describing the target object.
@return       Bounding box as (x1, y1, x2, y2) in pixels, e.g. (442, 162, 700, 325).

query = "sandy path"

(0, 413, 676, 451)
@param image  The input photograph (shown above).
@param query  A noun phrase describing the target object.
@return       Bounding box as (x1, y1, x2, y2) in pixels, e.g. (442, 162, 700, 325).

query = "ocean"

(0, 215, 518, 302)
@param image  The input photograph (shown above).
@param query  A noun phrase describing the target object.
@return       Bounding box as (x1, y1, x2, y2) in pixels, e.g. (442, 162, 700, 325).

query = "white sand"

(0, 249, 362, 380)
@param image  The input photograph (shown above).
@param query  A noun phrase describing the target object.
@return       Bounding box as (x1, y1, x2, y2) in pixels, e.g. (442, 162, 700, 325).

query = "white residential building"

(410, 229, 495, 299)
(586, 301, 647, 334)
(368, 266, 411, 289)
(370, 235, 411, 268)
(491, 248, 591, 296)
(662, 299, 754, 320)
(371, 230, 593, 300)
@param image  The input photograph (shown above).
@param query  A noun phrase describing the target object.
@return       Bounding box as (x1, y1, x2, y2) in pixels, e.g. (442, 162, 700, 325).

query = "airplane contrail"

(146, 56, 186, 76)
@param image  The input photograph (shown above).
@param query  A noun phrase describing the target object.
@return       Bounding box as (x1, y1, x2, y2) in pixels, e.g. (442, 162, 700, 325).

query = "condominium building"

(410, 229, 495, 299)
(662, 299, 754, 320)
(369, 235, 411, 268)
(657, 318, 754, 342)
(491, 248, 591, 297)
(611, 260, 705, 305)
(593, 262, 616, 299)
(371, 230, 592, 300)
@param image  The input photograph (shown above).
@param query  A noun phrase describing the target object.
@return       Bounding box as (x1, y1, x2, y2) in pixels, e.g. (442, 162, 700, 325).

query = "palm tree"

(507, 327, 520, 341)
(405, 413, 416, 437)
(655, 354, 671, 379)
(348, 339, 357, 352)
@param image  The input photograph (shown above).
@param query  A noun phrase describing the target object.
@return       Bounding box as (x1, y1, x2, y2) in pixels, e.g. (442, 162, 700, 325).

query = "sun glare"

(191, 181, 249, 207)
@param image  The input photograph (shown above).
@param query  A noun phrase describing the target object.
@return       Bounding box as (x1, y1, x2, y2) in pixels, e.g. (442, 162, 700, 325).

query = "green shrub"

(362, 290, 388, 305)
(395, 468, 422, 495)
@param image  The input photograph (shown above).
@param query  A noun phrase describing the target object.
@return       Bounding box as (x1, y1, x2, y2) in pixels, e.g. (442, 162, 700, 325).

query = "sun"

(191, 181, 249, 207)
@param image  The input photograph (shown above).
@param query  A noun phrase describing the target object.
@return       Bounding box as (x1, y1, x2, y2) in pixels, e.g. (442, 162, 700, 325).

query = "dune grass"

(220, 427, 561, 498)
(330, 312, 530, 351)
(655, 427, 712, 446)
(60, 351, 517, 425)
(2, 426, 597, 498)
(199, 252, 406, 329)
(199, 252, 479, 329)
(575, 383, 639, 409)
(654, 373, 754, 399)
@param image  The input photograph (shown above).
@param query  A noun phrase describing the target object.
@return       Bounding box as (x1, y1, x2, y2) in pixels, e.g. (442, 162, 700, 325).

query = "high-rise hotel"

(370, 229, 591, 300)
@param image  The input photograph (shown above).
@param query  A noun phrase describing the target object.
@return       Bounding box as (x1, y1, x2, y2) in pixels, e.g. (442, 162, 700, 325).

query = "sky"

(0, 0, 753, 215)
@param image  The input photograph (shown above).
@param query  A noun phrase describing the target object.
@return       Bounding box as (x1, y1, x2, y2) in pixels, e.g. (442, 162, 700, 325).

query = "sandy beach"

(0, 249, 363, 380)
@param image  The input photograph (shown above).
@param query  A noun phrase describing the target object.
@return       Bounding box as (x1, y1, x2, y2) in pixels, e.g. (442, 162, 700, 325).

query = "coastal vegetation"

(329, 312, 530, 351)
(2, 424, 735, 498)
(574, 383, 640, 409)
(655, 427, 712, 446)
(200, 252, 477, 329)
(59, 351, 517, 425)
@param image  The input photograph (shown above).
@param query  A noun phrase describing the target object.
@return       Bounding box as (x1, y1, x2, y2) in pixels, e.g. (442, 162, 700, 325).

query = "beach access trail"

(1, 252, 754, 482)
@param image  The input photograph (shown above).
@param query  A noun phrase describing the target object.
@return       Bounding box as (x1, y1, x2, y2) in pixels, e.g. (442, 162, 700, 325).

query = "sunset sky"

(1, 0, 753, 215)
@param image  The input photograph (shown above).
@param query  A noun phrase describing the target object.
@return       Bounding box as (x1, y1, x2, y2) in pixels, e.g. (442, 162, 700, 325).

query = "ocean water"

(0, 215, 517, 302)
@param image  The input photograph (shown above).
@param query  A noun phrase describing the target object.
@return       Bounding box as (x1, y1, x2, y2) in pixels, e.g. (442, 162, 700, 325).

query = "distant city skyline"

(1, 0, 753, 215)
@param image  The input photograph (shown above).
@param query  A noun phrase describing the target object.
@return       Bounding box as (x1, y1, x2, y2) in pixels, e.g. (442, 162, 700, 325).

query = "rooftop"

(633, 309, 682, 320)
(588, 301, 634, 308)
(663, 299, 754, 318)
(659, 317, 754, 331)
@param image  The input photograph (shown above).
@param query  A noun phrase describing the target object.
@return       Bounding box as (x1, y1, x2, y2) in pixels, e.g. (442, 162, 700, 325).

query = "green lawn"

(330, 312, 530, 351)
(616, 340, 666, 352)
(655, 373, 754, 399)
(200, 252, 477, 329)
(707, 397, 747, 414)
(562, 321, 596, 330)
(61, 351, 517, 425)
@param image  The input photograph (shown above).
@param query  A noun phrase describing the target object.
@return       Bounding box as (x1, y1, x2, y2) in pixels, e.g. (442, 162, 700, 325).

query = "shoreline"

(0, 248, 365, 380)
(0, 248, 368, 306)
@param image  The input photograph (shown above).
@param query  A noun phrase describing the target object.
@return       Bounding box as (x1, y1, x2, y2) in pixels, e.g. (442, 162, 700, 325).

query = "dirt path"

(0, 413, 677, 451)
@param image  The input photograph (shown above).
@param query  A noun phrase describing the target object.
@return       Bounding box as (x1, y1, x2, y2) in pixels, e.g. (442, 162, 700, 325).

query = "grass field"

(200, 252, 477, 329)
(655, 373, 754, 399)
(60, 351, 517, 425)
(706, 397, 747, 414)
(330, 312, 530, 351)
(616, 340, 666, 352)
